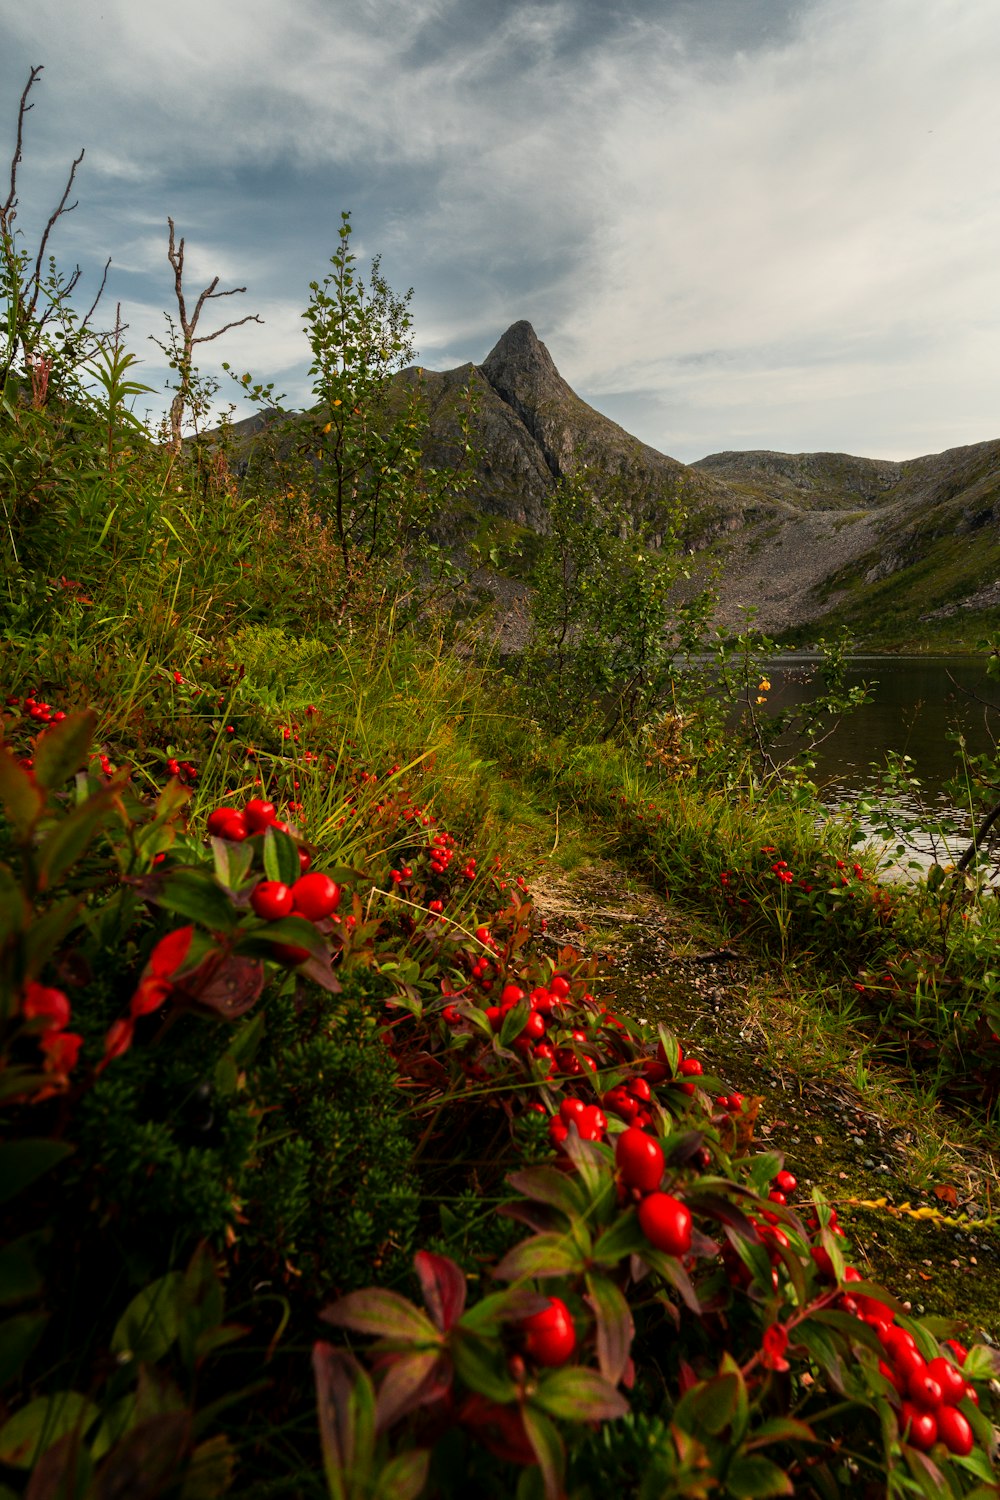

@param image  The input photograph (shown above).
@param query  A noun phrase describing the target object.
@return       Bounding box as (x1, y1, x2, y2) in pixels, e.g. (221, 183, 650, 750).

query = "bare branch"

(27, 146, 84, 320)
(3, 63, 43, 221)
(192, 313, 263, 346)
(162, 217, 263, 451)
(81, 256, 111, 329)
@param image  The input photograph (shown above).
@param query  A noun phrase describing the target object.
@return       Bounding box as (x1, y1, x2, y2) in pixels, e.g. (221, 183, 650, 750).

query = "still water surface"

(760, 655, 1000, 868)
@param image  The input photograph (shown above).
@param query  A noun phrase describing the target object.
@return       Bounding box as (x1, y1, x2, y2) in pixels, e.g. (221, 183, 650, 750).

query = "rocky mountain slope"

(230, 321, 1000, 643)
(431, 323, 1000, 642)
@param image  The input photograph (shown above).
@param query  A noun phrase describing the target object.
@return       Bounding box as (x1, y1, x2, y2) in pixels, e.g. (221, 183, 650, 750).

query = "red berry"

(245, 798, 278, 831)
(936, 1404, 973, 1456)
(251, 881, 294, 921)
(523, 1011, 546, 1040)
(637, 1192, 692, 1256)
(559, 1097, 586, 1123)
(520, 1297, 575, 1367)
(615, 1128, 665, 1192)
(207, 806, 240, 837)
(927, 1356, 967, 1407)
(899, 1402, 937, 1451)
(291, 872, 341, 920)
(907, 1368, 943, 1412)
(774, 1169, 797, 1194)
(549, 975, 571, 999)
(215, 810, 249, 841)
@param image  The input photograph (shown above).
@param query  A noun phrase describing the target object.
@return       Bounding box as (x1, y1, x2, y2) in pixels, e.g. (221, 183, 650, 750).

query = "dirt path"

(530, 859, 1000, 1341)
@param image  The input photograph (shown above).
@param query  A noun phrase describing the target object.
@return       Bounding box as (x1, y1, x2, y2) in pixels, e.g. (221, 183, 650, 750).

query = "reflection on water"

(760, 656, 1000, 872)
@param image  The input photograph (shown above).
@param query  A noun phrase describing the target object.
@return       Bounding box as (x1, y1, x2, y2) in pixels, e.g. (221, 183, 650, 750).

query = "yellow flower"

(758, 679, 771, 692)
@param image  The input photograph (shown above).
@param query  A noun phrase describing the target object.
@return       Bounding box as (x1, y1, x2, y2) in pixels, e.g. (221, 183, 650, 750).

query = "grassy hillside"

(4, 234, 1000, 1498)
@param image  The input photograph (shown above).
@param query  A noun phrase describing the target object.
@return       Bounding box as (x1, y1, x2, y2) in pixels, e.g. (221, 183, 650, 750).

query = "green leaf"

(313, 1344, 376, 1500)
(499, 999, 529, 1048)
(520, 1405, 564, 1500)
(591, 1209, 646, 1267)
(451, 1331, 517, 1404)
(531, 1366, 629, 1422)
(320, 1288, 439, 1343)
(36, 789, 119, 893)
(212, 837, 254, 894)
(33, 711, 96, 793)
(725, 1455, 794, 1497)
(493, 1231, 590, 1282)
(0, 1393, 100, 1468)
(0, 750, 44, 836)
(236, 914, 327, 958)
(746, 1153, 783, 1194)
(0, 1140, 74, 1205)
(145, 870, 237, 931)
(111, 1272, 185, 1363)
(0, 1312, 48, 1386)
(263, 824, 301, 885)
(177, 1246, 227, 1373)
(378, 1448, 431, 1500)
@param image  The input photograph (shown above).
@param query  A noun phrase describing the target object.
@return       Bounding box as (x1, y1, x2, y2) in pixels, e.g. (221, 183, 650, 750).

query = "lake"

(758, 655, 1000, 869)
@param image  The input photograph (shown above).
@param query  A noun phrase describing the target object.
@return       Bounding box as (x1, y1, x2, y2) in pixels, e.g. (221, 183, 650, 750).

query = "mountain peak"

(480, 321, 559, 389)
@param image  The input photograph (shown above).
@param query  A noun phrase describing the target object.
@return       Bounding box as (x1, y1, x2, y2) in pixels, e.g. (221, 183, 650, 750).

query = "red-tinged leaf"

(374, 1349, 449, 1432)
(320, 1289, 439, 1344)
(685, 1194, 763, 1242)
(532, 1366, 629, 1423)
(24, 1427, 94, 1499)
(32, 711, 96, 794)
(900, 1444, 949, 1498)
(297, 947, 343, 994)
(414, 1251, 466, 1333)
(185, 955, 266, 1021)
(642, 1246, 703, 1315)
(493, 1232, 590, 1283)
(724, 1455, 794, 1497)
(498, 1201, 563, 1235)
(378, 1448, 431, 1500)
(0, 749, 44, 836)
(521, 1404, 564, 1500)
(91, 1412, 192, 1495)
(585, 1273, 634, 1387)
(312, 1343, 375, 1500)
(744, 1416, 818, 1450)
(506, 1166, 586, 1217)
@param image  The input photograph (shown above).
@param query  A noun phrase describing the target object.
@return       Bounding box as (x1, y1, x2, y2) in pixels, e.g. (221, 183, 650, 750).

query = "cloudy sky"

(2, 0, 998, 462)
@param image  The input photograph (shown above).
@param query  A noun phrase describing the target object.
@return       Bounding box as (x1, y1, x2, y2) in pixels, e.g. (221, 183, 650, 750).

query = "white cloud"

(3, 0, 999, 457)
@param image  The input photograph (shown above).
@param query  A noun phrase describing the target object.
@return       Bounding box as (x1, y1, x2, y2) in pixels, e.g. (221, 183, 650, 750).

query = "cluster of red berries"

(428, 831, 457, 876)
(206, 797, 300, 846)
(6, 693, 68, 726)
(165, 756, 199, 783)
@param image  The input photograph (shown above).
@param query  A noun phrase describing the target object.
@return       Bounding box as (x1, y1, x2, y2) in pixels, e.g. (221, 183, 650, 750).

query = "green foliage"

(246, 974, 419, 1294)
(522, 465, 715, 739)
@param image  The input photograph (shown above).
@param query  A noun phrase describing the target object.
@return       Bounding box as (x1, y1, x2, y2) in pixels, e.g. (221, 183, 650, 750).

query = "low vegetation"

(3, 78, 1000, 1498)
